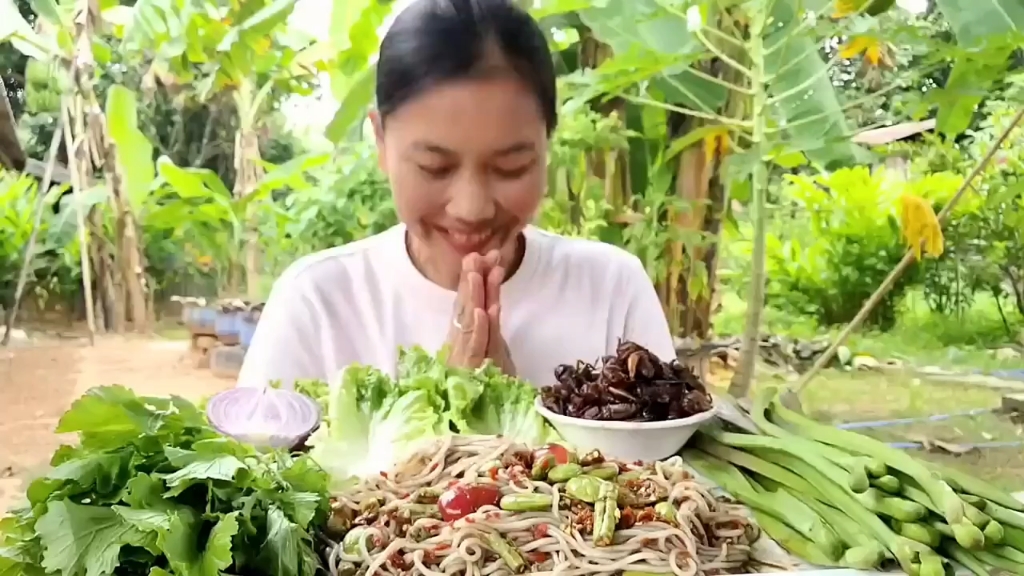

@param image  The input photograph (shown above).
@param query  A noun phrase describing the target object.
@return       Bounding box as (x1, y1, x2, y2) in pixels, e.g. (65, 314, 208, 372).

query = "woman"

(237, 0, 674, 389)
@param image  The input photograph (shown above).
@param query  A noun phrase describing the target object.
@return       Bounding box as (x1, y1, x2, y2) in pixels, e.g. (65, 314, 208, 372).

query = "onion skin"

(206, 387, 321, 450)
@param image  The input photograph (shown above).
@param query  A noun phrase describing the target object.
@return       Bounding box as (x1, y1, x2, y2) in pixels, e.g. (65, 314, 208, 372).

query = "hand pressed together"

(445, 251, 516, 375)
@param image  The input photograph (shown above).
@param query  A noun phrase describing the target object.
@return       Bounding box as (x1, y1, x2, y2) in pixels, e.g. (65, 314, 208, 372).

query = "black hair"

(376, 0, 558, 135)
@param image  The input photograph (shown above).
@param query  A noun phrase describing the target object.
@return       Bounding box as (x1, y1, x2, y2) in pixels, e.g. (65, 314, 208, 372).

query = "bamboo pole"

(61, 100, 97, 346)
(1, 117, 64, 347)
(792, 108, 1024, 396)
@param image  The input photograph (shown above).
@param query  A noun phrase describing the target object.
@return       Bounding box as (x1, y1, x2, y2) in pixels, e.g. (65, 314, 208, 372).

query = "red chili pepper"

(527, 552, 549, 563)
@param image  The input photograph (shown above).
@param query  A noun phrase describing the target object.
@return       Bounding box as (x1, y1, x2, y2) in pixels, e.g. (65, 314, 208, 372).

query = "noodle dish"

(320, 435, 758, 576)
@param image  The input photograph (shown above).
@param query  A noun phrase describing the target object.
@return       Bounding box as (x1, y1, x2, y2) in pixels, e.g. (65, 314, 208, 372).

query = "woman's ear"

(369, 110, 387, 172)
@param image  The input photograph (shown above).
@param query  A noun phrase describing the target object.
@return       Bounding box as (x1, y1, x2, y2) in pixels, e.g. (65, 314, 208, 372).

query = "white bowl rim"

(534, 397, 717, 430)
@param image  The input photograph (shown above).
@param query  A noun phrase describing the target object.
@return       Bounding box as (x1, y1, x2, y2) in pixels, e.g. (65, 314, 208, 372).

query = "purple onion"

(205, 387, 321, 450)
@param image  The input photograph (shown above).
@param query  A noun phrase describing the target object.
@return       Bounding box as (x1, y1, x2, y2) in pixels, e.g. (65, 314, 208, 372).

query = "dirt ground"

(0, 335, 231, 513)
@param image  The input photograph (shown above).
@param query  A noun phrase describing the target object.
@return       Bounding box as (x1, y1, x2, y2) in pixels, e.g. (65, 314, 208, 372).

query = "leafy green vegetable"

(397, 346, 557, 445)
(307, 361, 449, 488)
(0, 385, 330, 576)
(307, 347, 559, 489)
(293, 380, 329, 415)
(455, 363, 558, 446)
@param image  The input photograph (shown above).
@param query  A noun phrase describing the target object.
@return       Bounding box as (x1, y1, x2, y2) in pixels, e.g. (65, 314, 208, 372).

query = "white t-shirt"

(237, 224, 676, 389)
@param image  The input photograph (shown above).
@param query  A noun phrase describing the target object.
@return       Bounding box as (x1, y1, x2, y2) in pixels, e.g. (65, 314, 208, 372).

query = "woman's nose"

(446, 171, 496, 223)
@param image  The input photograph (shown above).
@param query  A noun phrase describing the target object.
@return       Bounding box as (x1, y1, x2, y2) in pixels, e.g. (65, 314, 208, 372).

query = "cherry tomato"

(437, 483, 501, 522)
(531, 443, 576, 466)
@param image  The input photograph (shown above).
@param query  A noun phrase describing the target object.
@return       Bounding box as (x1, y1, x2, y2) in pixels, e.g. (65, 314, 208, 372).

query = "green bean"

(565, 475, 606, 503)
(593, 480, 620, 547)
(654, 501, 677, 523)
(584, 464, 619, 480)
(342, 527, 370, 555)
(499, 493, 553, 512)
(411, 488, 441, 504)
(484, 532, 526, 573)
(399, 504, 441, 521)
(548, 463, 583, 483)
(986, 520, 1005, 544)
(616, 470, 643, 483)
(870, 475, 901, 494)
(531, 454, 557, 480)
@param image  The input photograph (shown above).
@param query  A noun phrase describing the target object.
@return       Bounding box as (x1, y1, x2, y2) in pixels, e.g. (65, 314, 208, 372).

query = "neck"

(407, 231, 526, 291)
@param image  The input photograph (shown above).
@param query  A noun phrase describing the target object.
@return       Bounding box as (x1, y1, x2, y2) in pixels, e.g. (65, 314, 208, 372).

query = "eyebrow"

(411, 141, 537, 157)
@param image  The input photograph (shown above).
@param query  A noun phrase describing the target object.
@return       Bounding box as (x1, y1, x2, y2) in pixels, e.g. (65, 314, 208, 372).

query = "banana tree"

(1, 0, 152, 334)
(554, 0, 1024, 396)
(119, 0, 321, 298)
(150, 152, 331, 297)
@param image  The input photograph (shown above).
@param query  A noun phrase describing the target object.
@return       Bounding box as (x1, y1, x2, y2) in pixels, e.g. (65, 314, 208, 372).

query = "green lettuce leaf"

(457, 364, 559, 446)
(307, 363, 448, 488)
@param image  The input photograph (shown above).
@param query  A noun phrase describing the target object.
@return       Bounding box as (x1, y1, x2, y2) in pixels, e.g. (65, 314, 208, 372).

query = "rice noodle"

(322, 435, 758, 576)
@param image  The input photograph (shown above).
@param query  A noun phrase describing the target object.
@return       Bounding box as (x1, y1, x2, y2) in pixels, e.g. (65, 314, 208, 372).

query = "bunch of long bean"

(685, 387, 1024, 576)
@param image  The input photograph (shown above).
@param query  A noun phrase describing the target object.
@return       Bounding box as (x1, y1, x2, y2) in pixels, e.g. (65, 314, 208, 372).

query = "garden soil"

(0, 335, 230, 514)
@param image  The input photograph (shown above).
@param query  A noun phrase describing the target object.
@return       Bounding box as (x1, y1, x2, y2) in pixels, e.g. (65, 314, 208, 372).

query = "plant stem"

(697, 29, 754, 78)
(793, 107, 1024, 395)
(620, 95, 751, 128)
(61, 99, 97, 346)
(727, 9, 768, 399)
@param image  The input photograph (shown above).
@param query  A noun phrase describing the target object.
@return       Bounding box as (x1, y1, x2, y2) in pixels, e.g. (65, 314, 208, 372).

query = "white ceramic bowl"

(534, 398, 718, 462)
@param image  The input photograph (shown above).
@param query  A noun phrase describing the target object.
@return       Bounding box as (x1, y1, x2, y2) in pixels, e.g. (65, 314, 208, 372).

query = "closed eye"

(418, 164, 455, 179)
(493, 161, 536, 179)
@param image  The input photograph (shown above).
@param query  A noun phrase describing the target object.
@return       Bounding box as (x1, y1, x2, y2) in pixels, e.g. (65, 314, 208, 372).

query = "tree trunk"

(69, 0, 149, 332)
(667, 18, 746, 341)
(233, 126, 264, 301)
(89, 209, 120, 332)
(578, 29, 631, 215)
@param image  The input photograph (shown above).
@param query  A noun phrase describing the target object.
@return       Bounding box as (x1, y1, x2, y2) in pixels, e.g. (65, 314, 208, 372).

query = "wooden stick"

(793, 108, 1024, 395)
(1, 115, 64, 347)
(61, 100, 97, 346)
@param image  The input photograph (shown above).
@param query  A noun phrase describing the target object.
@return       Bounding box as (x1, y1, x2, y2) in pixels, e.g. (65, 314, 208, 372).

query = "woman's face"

(372, 75, 548, 285)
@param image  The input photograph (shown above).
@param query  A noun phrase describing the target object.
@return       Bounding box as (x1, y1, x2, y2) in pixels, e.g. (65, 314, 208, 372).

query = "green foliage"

(2, 0, 1023, 343)
(763, 167, 929, 329)
(0, 385, 329, 576)
(0, 169, 78, 312)
(911, 77, 1024, 329)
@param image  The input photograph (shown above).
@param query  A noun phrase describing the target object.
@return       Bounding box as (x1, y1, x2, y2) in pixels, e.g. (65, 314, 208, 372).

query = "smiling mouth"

(436, 226, 497, 255)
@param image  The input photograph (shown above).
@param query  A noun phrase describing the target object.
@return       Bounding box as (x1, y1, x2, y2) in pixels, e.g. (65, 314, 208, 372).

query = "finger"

(456, 271, 485, 328)
(469, 271, 485, 312)
(464, 252, 484, 274)
(487, 304, 502, 354)
(455, 254, 475, 303)
(485, 265, 504, 309)
(483, 249, 501, 269)
(465, 308, 489, 364)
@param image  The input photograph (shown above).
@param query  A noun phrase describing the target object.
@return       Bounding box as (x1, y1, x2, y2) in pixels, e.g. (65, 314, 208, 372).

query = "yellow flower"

(833, 0, 896, 18)
(833, 0, 859, 17)
(899, 194, 944, 259)
(703, 127, 730, 164)
(197, 255, 214, 269)
(839, 36, 886, 66)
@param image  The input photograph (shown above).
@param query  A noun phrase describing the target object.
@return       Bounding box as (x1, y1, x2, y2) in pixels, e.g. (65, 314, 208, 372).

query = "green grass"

(717, 288, 1024, 371)
(802, 372, 1023, 491)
